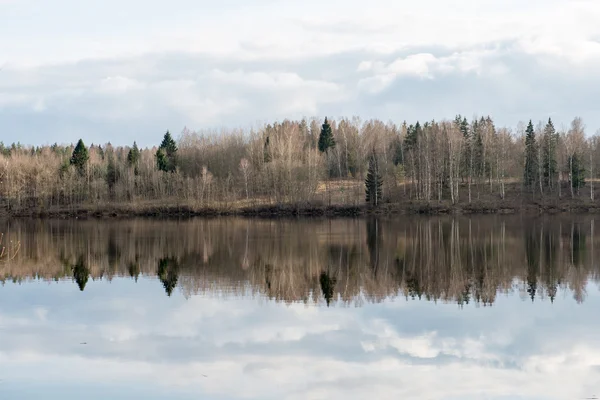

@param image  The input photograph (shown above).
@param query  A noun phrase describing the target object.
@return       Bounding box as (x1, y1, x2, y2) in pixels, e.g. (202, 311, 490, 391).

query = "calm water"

(0, 216, 599, 399)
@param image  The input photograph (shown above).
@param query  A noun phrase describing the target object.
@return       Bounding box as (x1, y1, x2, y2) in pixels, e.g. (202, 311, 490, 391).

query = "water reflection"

(1, 216, 599, 304)
(1, 217, 600, 399)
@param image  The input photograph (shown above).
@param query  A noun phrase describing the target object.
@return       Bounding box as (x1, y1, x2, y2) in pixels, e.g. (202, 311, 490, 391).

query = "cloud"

(0, 278, 600, 399)
(1, 0, 600, 145)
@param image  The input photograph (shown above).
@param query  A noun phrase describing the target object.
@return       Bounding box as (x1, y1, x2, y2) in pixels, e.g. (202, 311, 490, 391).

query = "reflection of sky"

(0, 278, 599, 400)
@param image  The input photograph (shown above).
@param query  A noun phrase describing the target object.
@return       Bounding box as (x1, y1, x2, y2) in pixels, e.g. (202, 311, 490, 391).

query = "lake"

(0, 216, 598, 399)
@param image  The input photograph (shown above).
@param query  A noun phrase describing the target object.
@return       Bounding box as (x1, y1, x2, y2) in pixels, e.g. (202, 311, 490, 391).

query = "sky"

(0, 278, 599, 399)
(1, 0, 600, 146)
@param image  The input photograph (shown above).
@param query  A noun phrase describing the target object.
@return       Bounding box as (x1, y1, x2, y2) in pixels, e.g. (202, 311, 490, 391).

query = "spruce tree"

(523, 120, 538, 189)
(127, 142, 141, 175)
(156, 148, 168, 172)
(70, 139, 89, 176)
(318, 117, 336, 153)
(156, 131, 178, 172)
(105, 153, 118, 195)
(365, 151, 383, 206)
(127, 142, 140, 166)
(569, 153, 585, 193)
(542, 118, 558, 189)
(263, 136, 272, 163)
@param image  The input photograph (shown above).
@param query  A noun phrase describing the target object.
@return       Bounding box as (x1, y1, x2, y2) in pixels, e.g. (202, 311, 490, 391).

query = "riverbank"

(4, 197, 600, 219)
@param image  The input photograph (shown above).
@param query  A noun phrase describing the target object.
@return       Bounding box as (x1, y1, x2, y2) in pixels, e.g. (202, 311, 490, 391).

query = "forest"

(1, 115, 599, 216)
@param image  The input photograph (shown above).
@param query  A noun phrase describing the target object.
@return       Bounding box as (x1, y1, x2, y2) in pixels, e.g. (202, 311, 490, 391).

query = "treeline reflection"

(1, 217, 598, 305)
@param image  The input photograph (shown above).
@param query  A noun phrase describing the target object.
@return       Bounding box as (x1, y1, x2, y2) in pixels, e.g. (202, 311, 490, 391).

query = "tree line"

(1, 115, 598, 212)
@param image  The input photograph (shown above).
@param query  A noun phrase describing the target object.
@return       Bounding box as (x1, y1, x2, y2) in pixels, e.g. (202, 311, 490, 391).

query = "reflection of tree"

(542, 225, 559, 303)
(72, 256, 89, 291)
(158, 257, 179, 296)
(525, 223, 539, 302)
(319, 271, 337, 306)
(3, 217, 600, 306)
(107, 230, 120, 273)
(128, 258, 140, 282)
(366, 218, 381, 276)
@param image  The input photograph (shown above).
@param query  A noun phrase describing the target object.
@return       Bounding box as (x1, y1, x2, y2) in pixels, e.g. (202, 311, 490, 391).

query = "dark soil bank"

(5, 198, 600, 219)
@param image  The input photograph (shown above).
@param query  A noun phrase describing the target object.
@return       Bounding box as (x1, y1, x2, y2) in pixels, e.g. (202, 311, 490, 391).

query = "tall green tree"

(569, 153, 585, 193)
(365, 151, 383, 206)
(105, 152, 119, 196)
(542, 118, 558, 190)
(523, 120, 538, 189)
(318, 117, 336, 153)
(70, 139, 89, 176)
(156, 131, 178, 172)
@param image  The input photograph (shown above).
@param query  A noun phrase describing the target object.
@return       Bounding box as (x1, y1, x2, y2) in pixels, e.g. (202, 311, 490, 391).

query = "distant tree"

(569, 153, 585, 193)
(542, 118, 558, 190)
(318, 117, 336, 153)
(127, 141, 141, 174)
(156, 148, 168, 172)
(523, 120, 538, 190)
(70, 139, 89, 176)
(391, 136, 403, 166)
(105, 153, 119, 196)
(263, 136, 272, 163)
(365, 151, 383, 206)
(156, 131, 178, 172)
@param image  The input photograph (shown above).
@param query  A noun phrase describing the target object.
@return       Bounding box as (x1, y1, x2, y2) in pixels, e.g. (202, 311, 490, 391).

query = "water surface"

(0, 216, 598, 399)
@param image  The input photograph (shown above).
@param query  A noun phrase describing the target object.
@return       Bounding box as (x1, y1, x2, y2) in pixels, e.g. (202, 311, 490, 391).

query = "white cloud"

(1, 0, 600, 144)
(1, 280, 600, 400)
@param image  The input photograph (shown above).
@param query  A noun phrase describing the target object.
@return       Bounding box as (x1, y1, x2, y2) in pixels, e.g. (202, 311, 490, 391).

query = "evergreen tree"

(127, 141, 141, 175)
(391, 136, 403, 166)
(263, 136, 272, 163)
(105, 153, 119, 195)
(318, 117, 336, 153)
(472, 119, 484, 178)
(569, 153, 586, 193)
(523, 120, 538, 189)
(155, 147, 168, 172)
(542, 118, 558, 189)
(365, 151, 383, 206)
(404, 124, 418, 150)
(454, 116, 471, 181)
(70, 139, 89, 176)
(156, 131, 178, 172)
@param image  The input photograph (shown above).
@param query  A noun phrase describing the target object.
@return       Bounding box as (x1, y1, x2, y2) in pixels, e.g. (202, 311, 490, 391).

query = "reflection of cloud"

(0, 278, 599, 399)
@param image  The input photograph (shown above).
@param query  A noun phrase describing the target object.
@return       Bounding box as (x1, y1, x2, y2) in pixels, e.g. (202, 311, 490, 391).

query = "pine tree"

(523, 120, 538, 189)
(318, 117, 336, 153)
(105, 152, 119, 196)
(542, 118, 558, 190)
(127, 142, 141, 175)
(263, 136, 272, 163)
(569, 153, 585, 193)
(70, 139, 89, 176)
(365, 151, 383, 206)
(156, 148, 168, 173)
(127, 142, 140, 166)
(472, 119, 484, 179)
(156, 131, 178, 172)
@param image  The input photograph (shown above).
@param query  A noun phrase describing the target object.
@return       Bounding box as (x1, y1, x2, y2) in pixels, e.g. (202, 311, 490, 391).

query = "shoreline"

(4, 199, 600, 219)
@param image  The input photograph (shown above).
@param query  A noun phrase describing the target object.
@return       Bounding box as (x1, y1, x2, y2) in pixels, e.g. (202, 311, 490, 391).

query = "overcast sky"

(1, 0, 600, 146)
